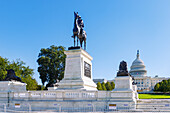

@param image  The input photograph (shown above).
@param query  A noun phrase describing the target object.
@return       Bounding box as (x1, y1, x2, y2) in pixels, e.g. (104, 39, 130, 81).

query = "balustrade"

(11, 91, 97, 99)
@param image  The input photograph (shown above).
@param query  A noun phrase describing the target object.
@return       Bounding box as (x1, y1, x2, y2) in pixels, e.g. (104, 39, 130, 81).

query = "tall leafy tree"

(105, 82, 112, 91)
(154, 83, 160, 91)
(101, 82, 107, 91)
(154, 79, 170, 92)
(0, 57, 9, 80)
(111, 81, 115, 90)
(97, 81, 115, 91)
(0, 57, 38, 90)
(97, 82, 103, 90)
(37, 45, 66, 87)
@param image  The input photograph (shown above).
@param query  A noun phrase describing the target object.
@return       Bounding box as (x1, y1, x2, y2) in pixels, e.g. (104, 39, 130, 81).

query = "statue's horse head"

(73, 12, 80, 37)
(74, 12, 79, 20)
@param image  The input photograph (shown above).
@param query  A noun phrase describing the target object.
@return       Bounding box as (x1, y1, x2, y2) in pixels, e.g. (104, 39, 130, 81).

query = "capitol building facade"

(129, 50, 169, 92)
(94, 50, 169, 92)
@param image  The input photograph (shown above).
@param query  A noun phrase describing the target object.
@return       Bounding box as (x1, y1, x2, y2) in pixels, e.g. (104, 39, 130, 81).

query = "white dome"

(132, 58, 144, 66)
(129, 50, 147, 77)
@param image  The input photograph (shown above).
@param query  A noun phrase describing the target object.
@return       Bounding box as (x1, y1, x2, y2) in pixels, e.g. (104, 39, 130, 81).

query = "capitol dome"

(129, 50, 147, 77)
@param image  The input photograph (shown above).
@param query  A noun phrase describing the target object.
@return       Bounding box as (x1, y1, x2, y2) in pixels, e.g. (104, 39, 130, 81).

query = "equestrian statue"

(72, 12, 87, 50)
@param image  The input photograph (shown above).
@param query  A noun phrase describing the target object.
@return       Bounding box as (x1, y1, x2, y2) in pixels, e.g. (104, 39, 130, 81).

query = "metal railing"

(0, 103, 31, 112)
(0, 103, 170, 112)
(0, 103, 131, 112)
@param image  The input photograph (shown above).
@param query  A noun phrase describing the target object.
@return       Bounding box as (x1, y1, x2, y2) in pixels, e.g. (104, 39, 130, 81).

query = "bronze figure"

(119, 61, 128, 72)
(5, 69, 22, 82)
(72, 12, 80, 47)
(117, 61, 129, 76)
(72, 12, 86, 50)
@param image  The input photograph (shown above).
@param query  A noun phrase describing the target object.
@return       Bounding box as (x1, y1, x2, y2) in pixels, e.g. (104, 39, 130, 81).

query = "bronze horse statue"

(5, 69, 22, 82)
(72, 12, 80, 47)
(72, 12, 86, 50)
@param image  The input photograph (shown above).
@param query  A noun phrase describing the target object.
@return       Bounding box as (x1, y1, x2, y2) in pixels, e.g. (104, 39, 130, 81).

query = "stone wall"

(1, 90, 170, 112)
(0, 89, 137, 110)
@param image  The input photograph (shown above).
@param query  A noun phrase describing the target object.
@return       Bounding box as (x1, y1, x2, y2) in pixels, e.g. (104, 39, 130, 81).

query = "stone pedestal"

(109, 76, 137, 109)
(113, 76, 133, 91)
(57, 48, 97, 91)
(0, 81, 27, 92)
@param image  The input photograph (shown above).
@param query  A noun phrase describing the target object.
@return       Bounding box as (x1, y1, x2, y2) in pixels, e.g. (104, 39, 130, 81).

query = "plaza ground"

(139, 94, 170, 99)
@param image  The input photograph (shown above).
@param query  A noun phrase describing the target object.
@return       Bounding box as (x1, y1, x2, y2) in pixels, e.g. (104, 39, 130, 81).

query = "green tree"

(37, 45, 66, 88)
(0, 57, 9, 80)
(110, 81, 115, 90)
(154, 79, 170, 92)
(159, 81, 164, 91)
(97, 82, 103, 90)
(0, 57, 38, 90)
(37, 85, 45, 90)
(101, 82, 107, 91)
(105, 82, 112, 91)
(154, 83, 160, 91)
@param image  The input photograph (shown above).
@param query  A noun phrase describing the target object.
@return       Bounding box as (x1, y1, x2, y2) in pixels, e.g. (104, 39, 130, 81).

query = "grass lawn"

(139, 94, 170, 99)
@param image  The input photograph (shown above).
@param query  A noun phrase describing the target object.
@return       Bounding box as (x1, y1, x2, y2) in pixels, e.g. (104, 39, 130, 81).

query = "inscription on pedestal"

(84, 61, 91, 78)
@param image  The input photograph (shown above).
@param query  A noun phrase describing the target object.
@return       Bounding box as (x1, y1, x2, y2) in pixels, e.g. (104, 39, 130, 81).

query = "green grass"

(139, 94, 170, 99)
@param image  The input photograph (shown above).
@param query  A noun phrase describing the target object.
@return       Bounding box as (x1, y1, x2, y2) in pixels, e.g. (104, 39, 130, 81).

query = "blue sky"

(0, 0, 170, 84)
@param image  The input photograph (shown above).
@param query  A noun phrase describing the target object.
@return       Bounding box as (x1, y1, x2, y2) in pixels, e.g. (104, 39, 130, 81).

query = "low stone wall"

(1, 90, 137, 100)
(136, 99, 170, 112)
(0, 90, 137, 111)
(0, 90, 170, 112)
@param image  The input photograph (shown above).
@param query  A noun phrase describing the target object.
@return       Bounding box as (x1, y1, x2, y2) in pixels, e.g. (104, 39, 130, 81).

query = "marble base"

(0, 81, 26, 92)
(57, 48, 97, 91)
(113, 76, 133, 91)
(57, 77, 97, 90)
(110, 76, 138, 109)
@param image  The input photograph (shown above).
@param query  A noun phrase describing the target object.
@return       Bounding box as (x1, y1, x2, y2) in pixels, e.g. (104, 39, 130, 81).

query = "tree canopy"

(154, 79, 170, 92)
(97, 82, 102, 90)
(37, 45, 66, 88)
(101, 82, 107, 91)
(97, 81, 115, 91)
(0, 56, 38, 90)
(105, 82, 112, 91)
(110, 81, 115, 90)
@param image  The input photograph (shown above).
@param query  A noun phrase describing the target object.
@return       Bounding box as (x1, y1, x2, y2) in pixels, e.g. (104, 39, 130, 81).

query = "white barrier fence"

(0, 103, 134, 112)
(0, 103, 170, 112)
(13, 91, 97, 99)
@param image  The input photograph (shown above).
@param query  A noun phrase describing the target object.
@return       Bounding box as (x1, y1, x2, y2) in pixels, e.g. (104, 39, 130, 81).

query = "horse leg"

(81, 40, 83, 48)
(77, 37, 79, 46)
(73, 36, 75, 47)
(84, 39, 86, 50)
(79, 40, 81, 47)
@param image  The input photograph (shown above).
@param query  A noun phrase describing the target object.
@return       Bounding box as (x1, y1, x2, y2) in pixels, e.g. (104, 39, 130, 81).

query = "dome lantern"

(137, 50, 139, 58)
